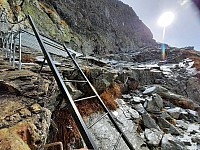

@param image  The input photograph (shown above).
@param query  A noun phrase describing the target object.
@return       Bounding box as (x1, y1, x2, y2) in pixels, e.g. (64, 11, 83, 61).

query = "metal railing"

(0, 9, 82, 70)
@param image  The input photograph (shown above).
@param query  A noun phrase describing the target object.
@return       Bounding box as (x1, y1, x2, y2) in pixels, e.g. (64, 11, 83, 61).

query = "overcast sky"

(120, 0, 200, 50)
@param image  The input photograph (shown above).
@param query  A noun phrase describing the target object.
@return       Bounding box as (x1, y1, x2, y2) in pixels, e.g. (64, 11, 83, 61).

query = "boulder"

(0, 70, 51, 98)
(161, 134, 187, 150)
(63, 66, 118, 94)
(177, 134, 193, 146)
(145, 93, 163, 113)
(166, 107, 185, 119)
(142, 112, 160, 130)
(177, 109, 200, 123)
(143, 85, 200, 116)
(187, 123, 200, 134)
(65, 82, 83, 99)
(158, 111, 172, 120)
(117, 99, 140, 120)
(144, 128, 163, 146)
(121, 94, 132, 99)
(184, 77, 200, 105)
(126, 77, 139, 91)
(0, 127, 31, 150)
(191, 134, 200, 144)
(131, 96, 146, 104)
(175, 120, 189, 130)
(132, 103, 146, 114)
(143, 86, 157, 95)
(166, 75, 200, 105)
(129, 108, 141, 120)
(0, 100, 51, 149)
(157, 117, 181, 135)
(85, 99, 148, 150)
(186, 109, 200, 122)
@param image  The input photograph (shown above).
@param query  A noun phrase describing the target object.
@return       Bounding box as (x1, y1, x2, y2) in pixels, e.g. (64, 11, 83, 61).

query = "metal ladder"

(28, 15, 134, 150)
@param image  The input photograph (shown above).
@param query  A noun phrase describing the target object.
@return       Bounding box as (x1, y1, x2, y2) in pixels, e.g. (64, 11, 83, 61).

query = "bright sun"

(158, 12, 175, 27)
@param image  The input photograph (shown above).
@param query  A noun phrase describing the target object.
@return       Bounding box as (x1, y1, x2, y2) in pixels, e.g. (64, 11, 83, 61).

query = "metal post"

(9, 31, 13, 63)
(0, 22, 2, 48)
(2, 31, 6, 50)
(5, 35, 8, 58)
(12, 36, 16, 67)
(2, 36, 5, 49)
(0, 11, 6, 50)
(0, 32, 3, 49)
(18, 29, 22, 70)
(0, 21, 2, 33)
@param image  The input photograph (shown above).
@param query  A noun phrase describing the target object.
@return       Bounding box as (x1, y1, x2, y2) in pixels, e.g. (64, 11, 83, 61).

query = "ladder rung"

(74, 95, 97, 102)
(64, 79, 87, 83)
(113, 133, 122, 150)
(87, 112, 108, 129)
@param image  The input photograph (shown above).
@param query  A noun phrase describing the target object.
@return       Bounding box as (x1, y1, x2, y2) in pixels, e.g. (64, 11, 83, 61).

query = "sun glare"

(158, 12, 175, 27)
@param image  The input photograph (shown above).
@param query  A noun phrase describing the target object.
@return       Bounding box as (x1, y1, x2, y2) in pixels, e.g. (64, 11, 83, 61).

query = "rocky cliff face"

(1, 0, 156, 54)
(44, 0, 156, 54)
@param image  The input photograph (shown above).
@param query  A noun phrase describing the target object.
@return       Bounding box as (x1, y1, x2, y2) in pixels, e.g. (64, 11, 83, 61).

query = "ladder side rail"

(27, 15, 97, 150)
(0, 14, 3, 48)
(63, 45, 135, 150)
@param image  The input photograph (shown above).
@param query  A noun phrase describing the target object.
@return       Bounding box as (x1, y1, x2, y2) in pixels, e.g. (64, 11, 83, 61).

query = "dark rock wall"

(41, 0, 156, 54)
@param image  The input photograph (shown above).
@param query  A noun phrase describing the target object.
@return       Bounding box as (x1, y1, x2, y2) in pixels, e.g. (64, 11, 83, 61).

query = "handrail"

(14, 29, 82, 57)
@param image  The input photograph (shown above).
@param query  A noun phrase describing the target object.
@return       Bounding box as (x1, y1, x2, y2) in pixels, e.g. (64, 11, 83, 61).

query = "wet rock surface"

(86, 99, 148, 150)
(0, 1, 200, 149)
(0, 52, 53, 149)
(0, 45, 200, 150)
